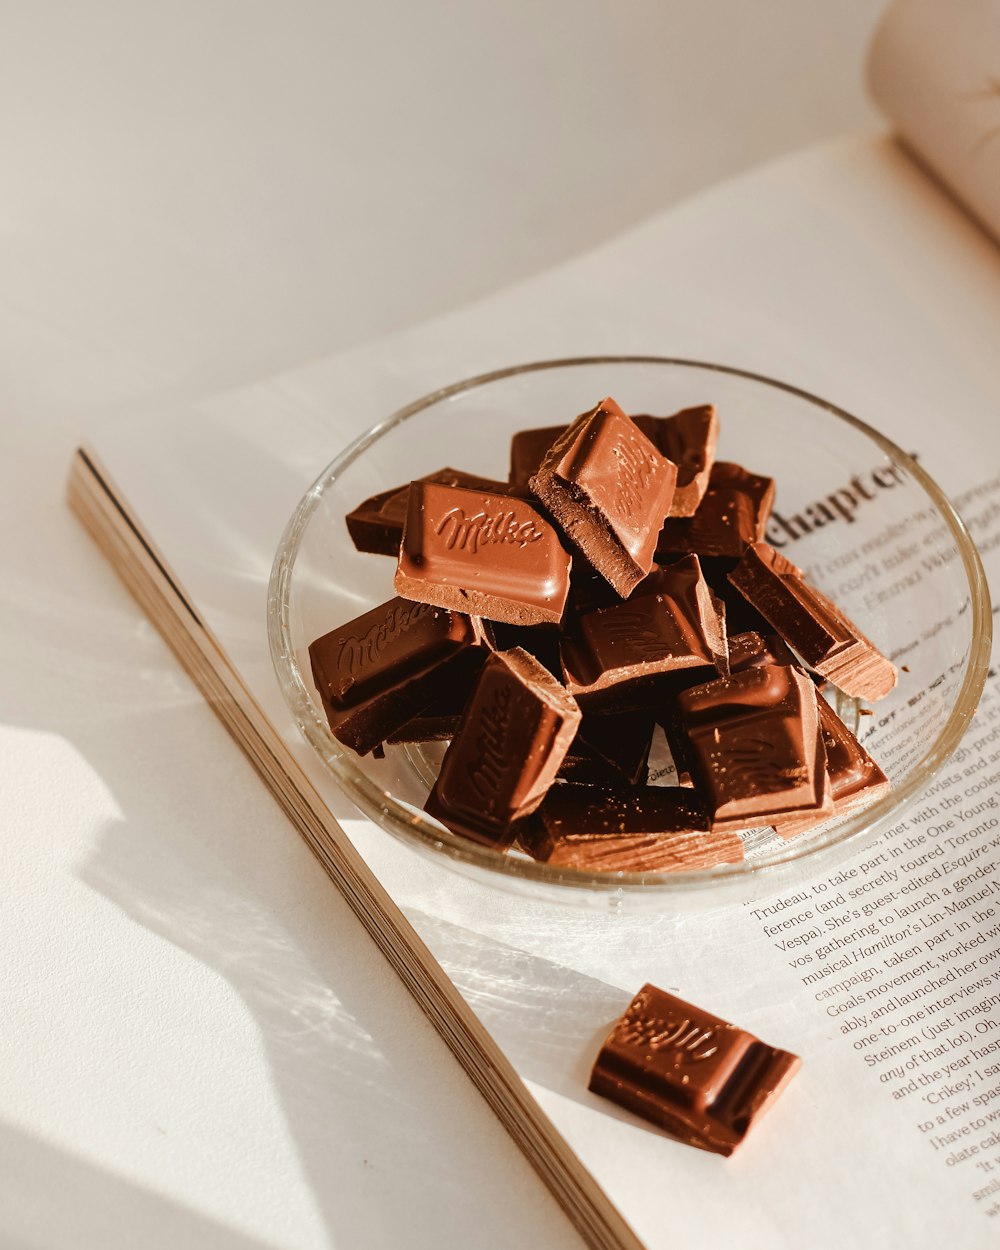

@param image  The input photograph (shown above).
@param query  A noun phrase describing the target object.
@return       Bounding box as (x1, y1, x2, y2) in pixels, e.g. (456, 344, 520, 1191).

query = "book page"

(93, 136, 1000, 1248)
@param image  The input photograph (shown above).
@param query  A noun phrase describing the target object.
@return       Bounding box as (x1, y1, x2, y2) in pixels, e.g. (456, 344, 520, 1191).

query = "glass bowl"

(267, 357, 991, 908)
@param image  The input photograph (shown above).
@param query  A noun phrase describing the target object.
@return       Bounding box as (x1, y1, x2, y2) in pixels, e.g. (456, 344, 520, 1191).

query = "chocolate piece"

(628, 556, 730, 675)
(309, 597, 483, 755)
(634, 404, 718, 517)
(424, 648, 581, 847)
(561, 556, 726, 706)
(395, 481, 571, 626)
(710, 629, 839, 838)
(509, 416, 663, 490)
(559, 710, 656, 786)
(727, 630, 797, 673)
(482, 621, 564, 678)
(345, 484, 408, 556)
(728, 543, 897, 700)
(677, 664, 831, 833)
(510, 410, 716, 511)
(509, 425, 566, 489)
(819, 698, 890, 819)
(347, 468, 520, 556)
(657, 461, 775, 560)
(525, 785, 744, 871)
(385, 679, 475, 744)
(529, 399, 678, 596)
(589, 984, 801, 1155)
(697, 555, 775, 635)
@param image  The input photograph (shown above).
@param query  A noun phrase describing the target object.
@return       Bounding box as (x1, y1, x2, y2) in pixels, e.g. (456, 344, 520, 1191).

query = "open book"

(70, 8, 1000, 1248)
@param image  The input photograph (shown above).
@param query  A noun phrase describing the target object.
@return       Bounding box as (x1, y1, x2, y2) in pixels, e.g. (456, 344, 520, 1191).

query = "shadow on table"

(0, 1124, 276, 1250)
(1, 438, 589, 1250)
(73, 735, 584, 1250)
(405, 909, 634, 1110)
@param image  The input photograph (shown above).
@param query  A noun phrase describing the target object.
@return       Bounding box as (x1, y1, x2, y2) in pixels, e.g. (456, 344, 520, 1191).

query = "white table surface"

(0, 4, 885, 1247)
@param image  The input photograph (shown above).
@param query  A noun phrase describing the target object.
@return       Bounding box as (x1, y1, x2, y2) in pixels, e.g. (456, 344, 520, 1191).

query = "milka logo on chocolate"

(613, 432, 659, 516)
(467, 684, 513, 813)
(436, 506, 544, 554)
(722, 732, 805, 794)
(598, 608, 676, 661)
(618, 1003, 718, 1063)
(338, 600, 433, 688)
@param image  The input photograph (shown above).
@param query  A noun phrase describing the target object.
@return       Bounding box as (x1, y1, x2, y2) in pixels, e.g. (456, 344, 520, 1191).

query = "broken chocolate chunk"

(347, 467, 521, 556)
(529, 399, 678, 596)
(561, 556, 727, 706)
(676, 663, 832, 833)
(395, 481, 571, 626)
(525, 785, 744, 872)
(728, 542, 897, 700)
(424, 648, 581, 847)
(309, 597, 483, 756)
(657, 461, 775, 560)
(589, 984, 801, 1155)
(818, 698, 890, 819)
(635, 404, 719, 517)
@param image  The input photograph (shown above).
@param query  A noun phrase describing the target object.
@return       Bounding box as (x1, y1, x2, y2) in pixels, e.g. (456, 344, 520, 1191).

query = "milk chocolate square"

(657, 460, 775, 559)
(529, 399, 678, 596)
(677, 664, 831, 833)
(424, 648, 581, 847)
(728, 542, 897, 700)
(309, 597, 483, 755)
(561, 556, 726, 706)
(395, 481, 571, 626)
(589, 984, 801, 1155)
(525, 785, 744, 872)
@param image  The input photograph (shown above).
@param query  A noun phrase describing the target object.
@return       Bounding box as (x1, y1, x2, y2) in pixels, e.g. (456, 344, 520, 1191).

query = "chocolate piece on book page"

(589, 984, 801, 1156)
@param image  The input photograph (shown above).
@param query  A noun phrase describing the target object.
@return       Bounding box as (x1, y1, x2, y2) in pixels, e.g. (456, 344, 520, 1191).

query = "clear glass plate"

(268, 357, 991, 908)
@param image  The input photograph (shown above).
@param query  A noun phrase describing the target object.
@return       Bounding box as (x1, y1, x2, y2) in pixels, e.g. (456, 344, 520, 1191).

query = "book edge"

(66, 445, 644, 1250)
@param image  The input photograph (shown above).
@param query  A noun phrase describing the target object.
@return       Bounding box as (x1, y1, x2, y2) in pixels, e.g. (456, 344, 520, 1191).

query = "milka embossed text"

(618, 1001, 719, 1062)
(467, 684, 513, 812)
(435, 506, 544, 554)
(613, 433, 659, 517)
(338, 600, 432, 688)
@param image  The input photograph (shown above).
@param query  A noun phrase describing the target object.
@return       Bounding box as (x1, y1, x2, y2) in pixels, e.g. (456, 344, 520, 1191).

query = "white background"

(1, 4, 885, 1248)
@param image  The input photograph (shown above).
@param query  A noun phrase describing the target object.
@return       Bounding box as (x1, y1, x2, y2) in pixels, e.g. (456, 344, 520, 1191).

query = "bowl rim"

(267, 355, 992, 895)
